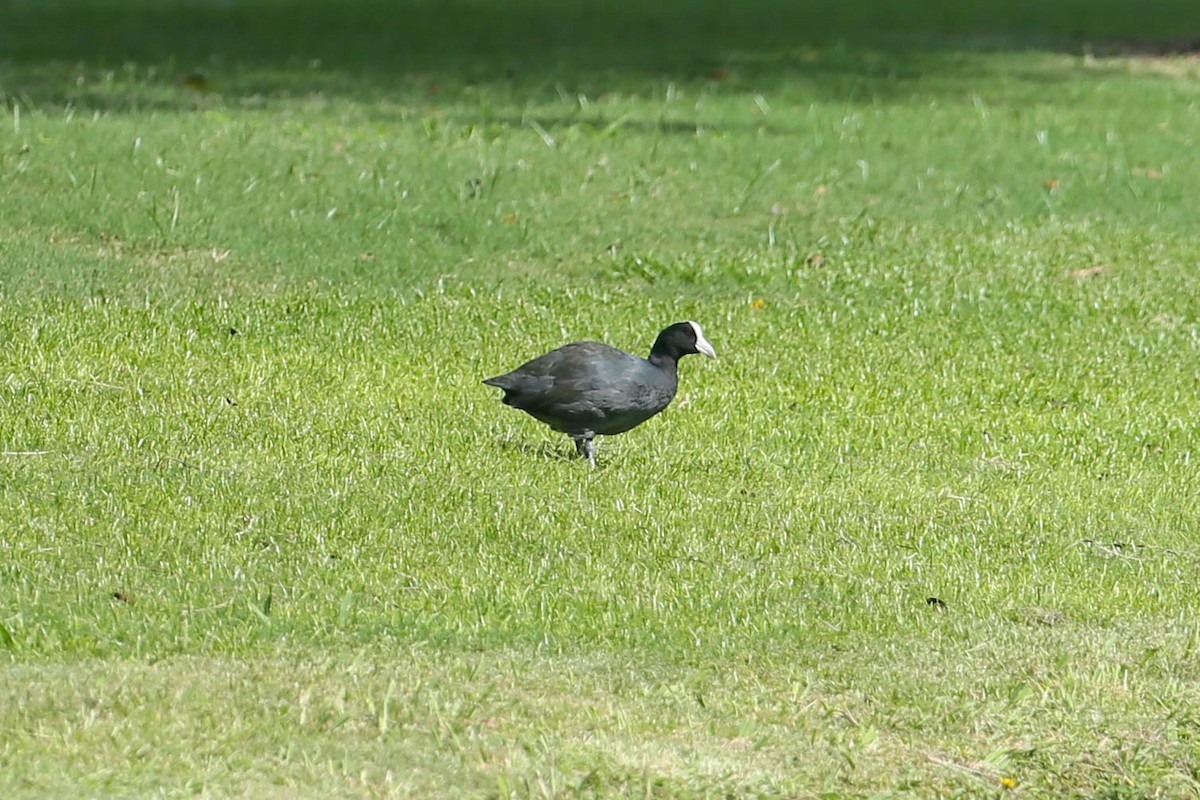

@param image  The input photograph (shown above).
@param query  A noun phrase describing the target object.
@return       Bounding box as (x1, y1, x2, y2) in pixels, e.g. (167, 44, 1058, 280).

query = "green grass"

(4, 1, 1200, 796)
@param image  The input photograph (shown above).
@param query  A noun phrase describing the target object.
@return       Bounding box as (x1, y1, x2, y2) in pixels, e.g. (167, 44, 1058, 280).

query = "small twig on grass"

(1075, 539, 1153, 560)
(940, 490, 984, 504)
(61, 377, 126, 391)
(183, 599, 235, 614)
(2, 450, 54, 456)
(927, 754, 999, 782)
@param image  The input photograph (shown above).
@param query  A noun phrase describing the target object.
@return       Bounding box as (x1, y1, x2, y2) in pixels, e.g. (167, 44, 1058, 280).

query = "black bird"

(484, 321, 716, 466)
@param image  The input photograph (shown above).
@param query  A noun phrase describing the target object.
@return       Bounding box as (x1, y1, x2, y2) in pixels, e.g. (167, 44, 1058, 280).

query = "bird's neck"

(648, 352, 679, 374)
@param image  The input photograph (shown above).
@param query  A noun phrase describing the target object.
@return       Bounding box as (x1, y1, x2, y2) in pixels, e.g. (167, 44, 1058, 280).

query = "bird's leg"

(574, 436, 597, 468)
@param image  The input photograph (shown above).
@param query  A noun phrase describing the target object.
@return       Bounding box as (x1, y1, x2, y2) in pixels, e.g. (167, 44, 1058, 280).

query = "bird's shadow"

(496, 437, 582, 464)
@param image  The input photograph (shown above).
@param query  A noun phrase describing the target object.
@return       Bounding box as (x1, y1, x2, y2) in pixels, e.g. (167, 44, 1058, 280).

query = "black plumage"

(484, 321, 716, 466)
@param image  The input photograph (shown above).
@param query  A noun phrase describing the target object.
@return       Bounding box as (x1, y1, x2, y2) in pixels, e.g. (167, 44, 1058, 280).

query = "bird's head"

(652, 321, 717, 361)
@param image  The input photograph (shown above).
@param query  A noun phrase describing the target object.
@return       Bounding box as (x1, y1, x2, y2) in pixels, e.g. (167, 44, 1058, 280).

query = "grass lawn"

(4, 0, 1200, 796)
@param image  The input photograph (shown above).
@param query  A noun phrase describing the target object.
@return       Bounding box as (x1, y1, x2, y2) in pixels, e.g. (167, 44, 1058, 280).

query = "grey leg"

(574, 436, 597, 467)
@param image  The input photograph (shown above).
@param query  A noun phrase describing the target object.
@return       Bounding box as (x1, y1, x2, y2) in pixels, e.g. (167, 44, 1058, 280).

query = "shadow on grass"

(3, 0, 1200, 112)
(495, 436, 581, 465)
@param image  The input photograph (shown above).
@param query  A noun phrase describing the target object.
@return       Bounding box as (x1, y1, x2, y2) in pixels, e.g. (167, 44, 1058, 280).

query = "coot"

(484, 321, 716, 466)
